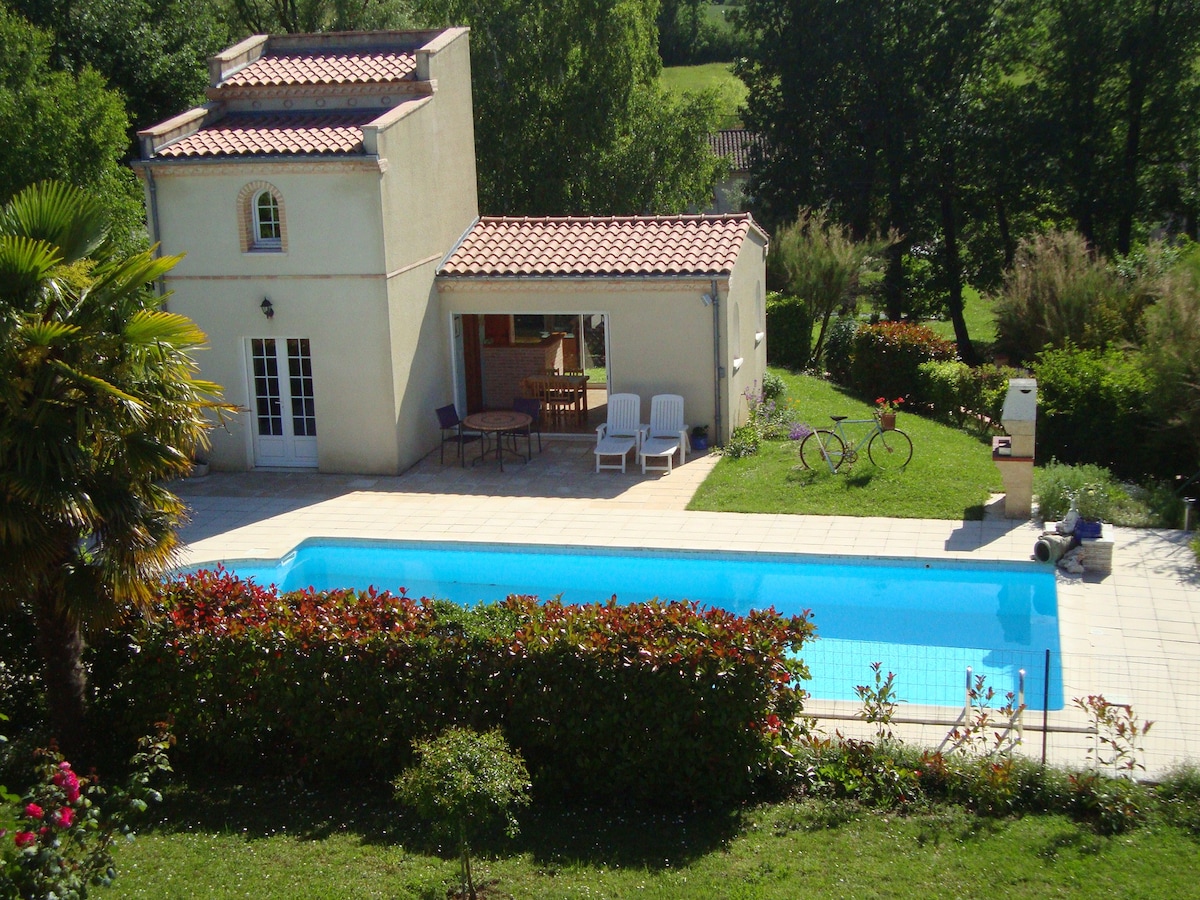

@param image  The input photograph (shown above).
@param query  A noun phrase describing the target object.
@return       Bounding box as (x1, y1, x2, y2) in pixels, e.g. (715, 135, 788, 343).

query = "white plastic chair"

(594, 393, 642, 472)
(639, 394, 688, 474)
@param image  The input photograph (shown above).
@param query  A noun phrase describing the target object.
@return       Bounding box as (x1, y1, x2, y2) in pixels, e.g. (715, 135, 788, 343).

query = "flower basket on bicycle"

(874, 397, 903, 431)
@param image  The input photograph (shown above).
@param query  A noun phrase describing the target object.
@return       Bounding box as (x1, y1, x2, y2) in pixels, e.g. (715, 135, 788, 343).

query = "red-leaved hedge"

(849, 321, 957, 403)
(91, 568, 814, 808)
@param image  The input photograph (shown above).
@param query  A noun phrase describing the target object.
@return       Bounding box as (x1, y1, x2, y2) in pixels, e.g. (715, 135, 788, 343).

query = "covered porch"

(450, 311, 609, 434)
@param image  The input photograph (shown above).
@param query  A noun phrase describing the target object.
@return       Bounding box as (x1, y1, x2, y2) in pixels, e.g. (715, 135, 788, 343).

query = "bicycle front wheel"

(800, 430, 845, 471)
(868, 428, 912, 470)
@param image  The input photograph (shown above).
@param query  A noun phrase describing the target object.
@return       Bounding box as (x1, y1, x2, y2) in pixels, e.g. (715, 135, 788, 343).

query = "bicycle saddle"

(830, 415, 848, 422)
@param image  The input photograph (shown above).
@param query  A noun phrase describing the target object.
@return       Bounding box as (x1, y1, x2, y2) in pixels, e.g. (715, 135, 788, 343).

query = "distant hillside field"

(661, 63, 747, 124)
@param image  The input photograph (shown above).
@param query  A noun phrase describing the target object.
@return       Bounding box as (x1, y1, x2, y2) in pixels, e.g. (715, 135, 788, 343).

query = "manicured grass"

(660, 63, 747, 123)
(689, 372, 1003, 519)
(702, 0, 740, 30)
(107, 788, 1200, 899)
(923, 287, 999, 351)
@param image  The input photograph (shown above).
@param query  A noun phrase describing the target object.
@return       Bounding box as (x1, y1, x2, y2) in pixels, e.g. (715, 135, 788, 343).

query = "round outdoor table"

(462, 411, 533, 471)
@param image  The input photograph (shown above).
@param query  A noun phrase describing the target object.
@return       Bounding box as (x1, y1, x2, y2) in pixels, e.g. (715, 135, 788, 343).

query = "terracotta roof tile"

(708, 129, 763, 171)
(439, 215, 758, 278)
(221, 51, 417, 88)
(154, 112, 369, 158)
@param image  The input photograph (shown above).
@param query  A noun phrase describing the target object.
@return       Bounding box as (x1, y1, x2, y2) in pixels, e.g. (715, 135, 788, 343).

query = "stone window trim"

(238, 181, 288, 253)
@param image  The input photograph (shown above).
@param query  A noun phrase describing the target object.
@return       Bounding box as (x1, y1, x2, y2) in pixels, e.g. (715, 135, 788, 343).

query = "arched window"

(238, 182, 287, 253)
(254, 191, 282, 249)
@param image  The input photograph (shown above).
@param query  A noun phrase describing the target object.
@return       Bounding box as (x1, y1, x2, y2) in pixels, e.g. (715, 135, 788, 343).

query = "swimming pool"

(198, 539, 1062, 709)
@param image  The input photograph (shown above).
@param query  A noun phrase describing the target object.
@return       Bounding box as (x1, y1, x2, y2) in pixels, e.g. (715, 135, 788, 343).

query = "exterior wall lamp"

(260, 297, 274, 319)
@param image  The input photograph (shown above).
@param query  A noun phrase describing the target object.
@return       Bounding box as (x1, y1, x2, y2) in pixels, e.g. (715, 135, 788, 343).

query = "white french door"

(247, 337, 318, 468)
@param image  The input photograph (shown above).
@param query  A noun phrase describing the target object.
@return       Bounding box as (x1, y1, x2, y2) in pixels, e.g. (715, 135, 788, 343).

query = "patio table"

(463, 410, 533, 471)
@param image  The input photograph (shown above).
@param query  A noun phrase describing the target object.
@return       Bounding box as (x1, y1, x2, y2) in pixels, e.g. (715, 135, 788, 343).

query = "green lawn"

(660, 62, 747, 123)
(922, 288, 999, 353)
(690, 372, 1003, 519)
(107, 789, 1200, 899)
(702, 0, 740, 30)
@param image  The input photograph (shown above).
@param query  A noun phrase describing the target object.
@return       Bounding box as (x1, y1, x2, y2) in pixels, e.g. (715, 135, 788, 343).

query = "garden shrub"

(92, 570, 814, 809)
(1033, 461, 1127, 523)
(761, 371, 787, 402)
(1032, 345, 1191, 479)
(796, 736, 921, 808)
(915, 361, 1021, 431)
(1067, 771, 1149, 835)
(1141, 247, 1200, 469)
(1032, 460, 1182, 526)
(765, 293, 814, 371)
(822, 316, 858, 384)
(848, 321, 956, 403)
(1156, 766, 1200, 834)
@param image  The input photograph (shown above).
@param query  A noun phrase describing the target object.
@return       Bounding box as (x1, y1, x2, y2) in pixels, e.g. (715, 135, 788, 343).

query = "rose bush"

(0, 726, 170, 899)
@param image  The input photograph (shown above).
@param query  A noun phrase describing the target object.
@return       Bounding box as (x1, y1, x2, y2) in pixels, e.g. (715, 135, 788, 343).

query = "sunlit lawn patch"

(690, 372, 1003, 519)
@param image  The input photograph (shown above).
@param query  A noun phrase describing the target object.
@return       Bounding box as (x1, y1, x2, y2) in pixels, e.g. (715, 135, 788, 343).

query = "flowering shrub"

(92, 570, 815, 808)
(0, 726, 171, 899)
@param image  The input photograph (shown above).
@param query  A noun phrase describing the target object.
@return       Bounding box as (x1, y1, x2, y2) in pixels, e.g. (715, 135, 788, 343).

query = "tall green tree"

(11, 0, 233, 138)
(223, 0, 413, 35)
(416, 0, 726, 215)
(1033, 0, 1200, 254)
(734, 0, 1001, 359)
(0, 181, 230, 759)
(0, 5, 131, 211)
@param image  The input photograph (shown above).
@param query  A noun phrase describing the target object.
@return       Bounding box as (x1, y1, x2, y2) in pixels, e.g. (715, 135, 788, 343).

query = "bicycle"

(799, 414, 913, 473)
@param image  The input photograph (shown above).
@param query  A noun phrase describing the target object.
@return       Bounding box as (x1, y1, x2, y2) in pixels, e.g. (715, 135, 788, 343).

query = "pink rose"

(54, 764, 81, 803)
(24, 803, 44, 820)
(14, 831, 36, 848)
(54, 807, 75, 828)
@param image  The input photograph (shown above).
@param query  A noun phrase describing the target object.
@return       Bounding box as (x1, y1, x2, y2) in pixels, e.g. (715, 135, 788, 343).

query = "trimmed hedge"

(849, 322, 957, 404)
(91, 570, 814, 808)
(916, 361, 1024, 432)
(765, 293, 814, 370)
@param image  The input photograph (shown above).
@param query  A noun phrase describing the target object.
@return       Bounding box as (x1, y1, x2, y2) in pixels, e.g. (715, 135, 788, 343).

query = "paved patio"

(174, 438, 1200, 777)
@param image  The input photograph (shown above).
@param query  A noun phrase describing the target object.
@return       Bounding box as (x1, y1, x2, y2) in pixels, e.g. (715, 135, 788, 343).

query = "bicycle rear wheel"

(800, 430, 845, 471)
(868, 428, 912, 470)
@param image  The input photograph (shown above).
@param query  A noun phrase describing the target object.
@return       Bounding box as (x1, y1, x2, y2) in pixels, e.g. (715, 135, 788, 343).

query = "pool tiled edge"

(174, 462, 1200, 777)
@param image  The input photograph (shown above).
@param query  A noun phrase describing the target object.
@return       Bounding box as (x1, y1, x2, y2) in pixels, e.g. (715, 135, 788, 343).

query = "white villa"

(135, 28, 768, 474)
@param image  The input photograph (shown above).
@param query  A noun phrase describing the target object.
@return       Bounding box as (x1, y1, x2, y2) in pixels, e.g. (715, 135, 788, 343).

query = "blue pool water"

(199, 539, 1062, 710)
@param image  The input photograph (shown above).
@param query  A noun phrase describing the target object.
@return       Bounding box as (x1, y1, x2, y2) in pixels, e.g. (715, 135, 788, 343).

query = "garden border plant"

(785, 662, 1161, 833)
(89, 569, 815, 809)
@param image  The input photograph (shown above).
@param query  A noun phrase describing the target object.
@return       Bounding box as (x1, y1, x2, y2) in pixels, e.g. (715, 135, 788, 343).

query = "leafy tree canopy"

(224, 0, 415, 35)
(416, 0, 727, 215)
(0, 3, 147, 249)
(11, 0, 233, 138)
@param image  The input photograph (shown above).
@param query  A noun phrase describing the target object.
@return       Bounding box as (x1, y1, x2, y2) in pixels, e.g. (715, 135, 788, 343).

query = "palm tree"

(0, 181, 231, 760)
